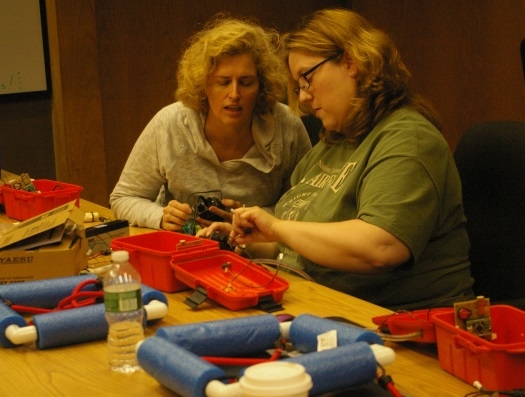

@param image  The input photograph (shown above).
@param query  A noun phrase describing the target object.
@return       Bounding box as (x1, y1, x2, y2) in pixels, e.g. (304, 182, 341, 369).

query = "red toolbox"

(432, 305, 525, 390)
(2, 179, 83, 221)
(110, 231, 289, 310)
(173, 251, 289, 311)
(110, 231, 219, 293)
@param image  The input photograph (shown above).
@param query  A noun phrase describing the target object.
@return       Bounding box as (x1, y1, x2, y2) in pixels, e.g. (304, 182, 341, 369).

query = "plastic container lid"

(239, 362, 312, 397)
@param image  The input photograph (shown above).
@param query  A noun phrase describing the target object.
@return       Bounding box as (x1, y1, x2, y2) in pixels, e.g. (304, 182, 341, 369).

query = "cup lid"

(239, 362, 312, 396)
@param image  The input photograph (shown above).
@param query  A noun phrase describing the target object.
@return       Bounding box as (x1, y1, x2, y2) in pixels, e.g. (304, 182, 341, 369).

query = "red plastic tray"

(2, 179, 83, 221)
(173, 252, 289, 311)
(432, 305, 525, 390)
(110, 231, 219, 292)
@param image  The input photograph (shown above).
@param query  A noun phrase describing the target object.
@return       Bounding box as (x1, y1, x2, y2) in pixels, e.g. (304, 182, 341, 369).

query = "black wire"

(376, 362, 386, 377)
(223, 257, 281, 290)
(186, 190, 224, 235)
(218, 235, 283, 290)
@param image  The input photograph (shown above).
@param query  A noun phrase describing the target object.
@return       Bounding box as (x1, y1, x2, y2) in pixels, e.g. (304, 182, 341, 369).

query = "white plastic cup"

(239, 361, 312, 397)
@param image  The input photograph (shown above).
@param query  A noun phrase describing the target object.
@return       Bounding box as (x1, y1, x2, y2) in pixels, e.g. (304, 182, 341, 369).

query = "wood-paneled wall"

(0, 95, 54, 179)
(45, 0, 525, 206)
(353, 0, 525, 150)
(46, 0, 107, 205)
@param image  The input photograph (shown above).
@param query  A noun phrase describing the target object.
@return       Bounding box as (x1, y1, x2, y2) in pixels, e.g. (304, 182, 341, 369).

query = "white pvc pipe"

(5, 324, 37, 345)
(279, 321, 292, 340)
(144, 300, 168, 321)
(5, 300, 168, 346)
(205, 380, 242, 397)
(370, 344, 396, 366)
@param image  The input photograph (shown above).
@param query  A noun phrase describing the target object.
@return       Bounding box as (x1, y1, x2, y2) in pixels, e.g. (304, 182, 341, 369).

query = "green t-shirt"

(275, 108, 474, 310)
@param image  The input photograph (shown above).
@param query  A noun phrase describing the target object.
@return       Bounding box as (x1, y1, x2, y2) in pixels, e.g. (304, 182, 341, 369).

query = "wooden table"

(0, 200, 476, 396)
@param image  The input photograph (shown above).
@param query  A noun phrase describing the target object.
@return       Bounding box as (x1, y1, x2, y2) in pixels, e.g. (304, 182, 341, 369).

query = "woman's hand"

(230, 206, 280, 244)
(196, 198, 243, 227)
(196, 222, 234, 238)
(161, 200, 192, 231)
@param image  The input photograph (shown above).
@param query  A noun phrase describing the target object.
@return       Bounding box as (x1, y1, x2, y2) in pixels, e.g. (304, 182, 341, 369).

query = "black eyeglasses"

(293, 54, 340, 96)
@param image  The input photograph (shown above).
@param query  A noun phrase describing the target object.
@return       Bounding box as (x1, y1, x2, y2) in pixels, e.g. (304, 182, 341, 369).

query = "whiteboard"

(0, 0, 48, 95)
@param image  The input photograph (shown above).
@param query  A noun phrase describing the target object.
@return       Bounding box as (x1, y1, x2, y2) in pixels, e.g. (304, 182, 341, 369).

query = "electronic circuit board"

(453, 296, 493, 340)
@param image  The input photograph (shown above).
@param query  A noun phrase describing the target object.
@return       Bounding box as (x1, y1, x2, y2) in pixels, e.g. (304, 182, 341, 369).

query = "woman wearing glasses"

(110, 15, 311, 232)
(203, 8, 475, 311)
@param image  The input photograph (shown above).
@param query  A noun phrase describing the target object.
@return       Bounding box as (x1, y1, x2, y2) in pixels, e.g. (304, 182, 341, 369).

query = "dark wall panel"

(353, 0, 525, 150)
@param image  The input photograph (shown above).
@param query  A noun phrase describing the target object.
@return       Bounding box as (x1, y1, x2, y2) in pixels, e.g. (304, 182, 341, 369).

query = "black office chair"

(454, 121, 525, 310)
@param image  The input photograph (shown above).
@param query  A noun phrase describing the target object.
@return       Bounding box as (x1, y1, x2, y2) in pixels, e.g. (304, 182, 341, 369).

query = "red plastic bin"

(432, 305, 525, 390)
(1, 179, 83, 221)
(173, 251, 290, 311)
(110, 231, 219, 293)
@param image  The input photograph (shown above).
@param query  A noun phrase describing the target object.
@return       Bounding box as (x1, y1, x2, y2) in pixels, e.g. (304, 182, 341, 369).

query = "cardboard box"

(0, 201, 88, 284)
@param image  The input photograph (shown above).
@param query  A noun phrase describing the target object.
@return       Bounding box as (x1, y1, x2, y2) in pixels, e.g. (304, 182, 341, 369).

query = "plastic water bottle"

(103, 250, 144, 373)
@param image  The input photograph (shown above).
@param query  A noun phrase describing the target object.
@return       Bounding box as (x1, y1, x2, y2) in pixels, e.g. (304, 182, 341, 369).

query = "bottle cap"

(111, 250, 129, 263)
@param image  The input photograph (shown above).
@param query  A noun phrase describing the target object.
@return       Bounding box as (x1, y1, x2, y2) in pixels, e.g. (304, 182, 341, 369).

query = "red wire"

(73, 278, 100, 295)
(7, 278, 103, 314)
(56, 279, 104, 309)
(376, 373, 403, 397)
(201, 347, 283, 366)
(386, 382, 403, 397)
(57, 290, 104, 309)
(8, 305, 52, 315)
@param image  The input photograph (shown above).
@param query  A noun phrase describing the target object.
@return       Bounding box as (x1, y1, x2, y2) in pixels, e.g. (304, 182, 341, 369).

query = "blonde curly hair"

(175, 14, 286, 116)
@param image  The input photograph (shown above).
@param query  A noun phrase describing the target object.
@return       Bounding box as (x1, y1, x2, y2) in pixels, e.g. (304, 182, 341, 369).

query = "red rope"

(6, 278, 103, 314)
(8, 305, 51, 315)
